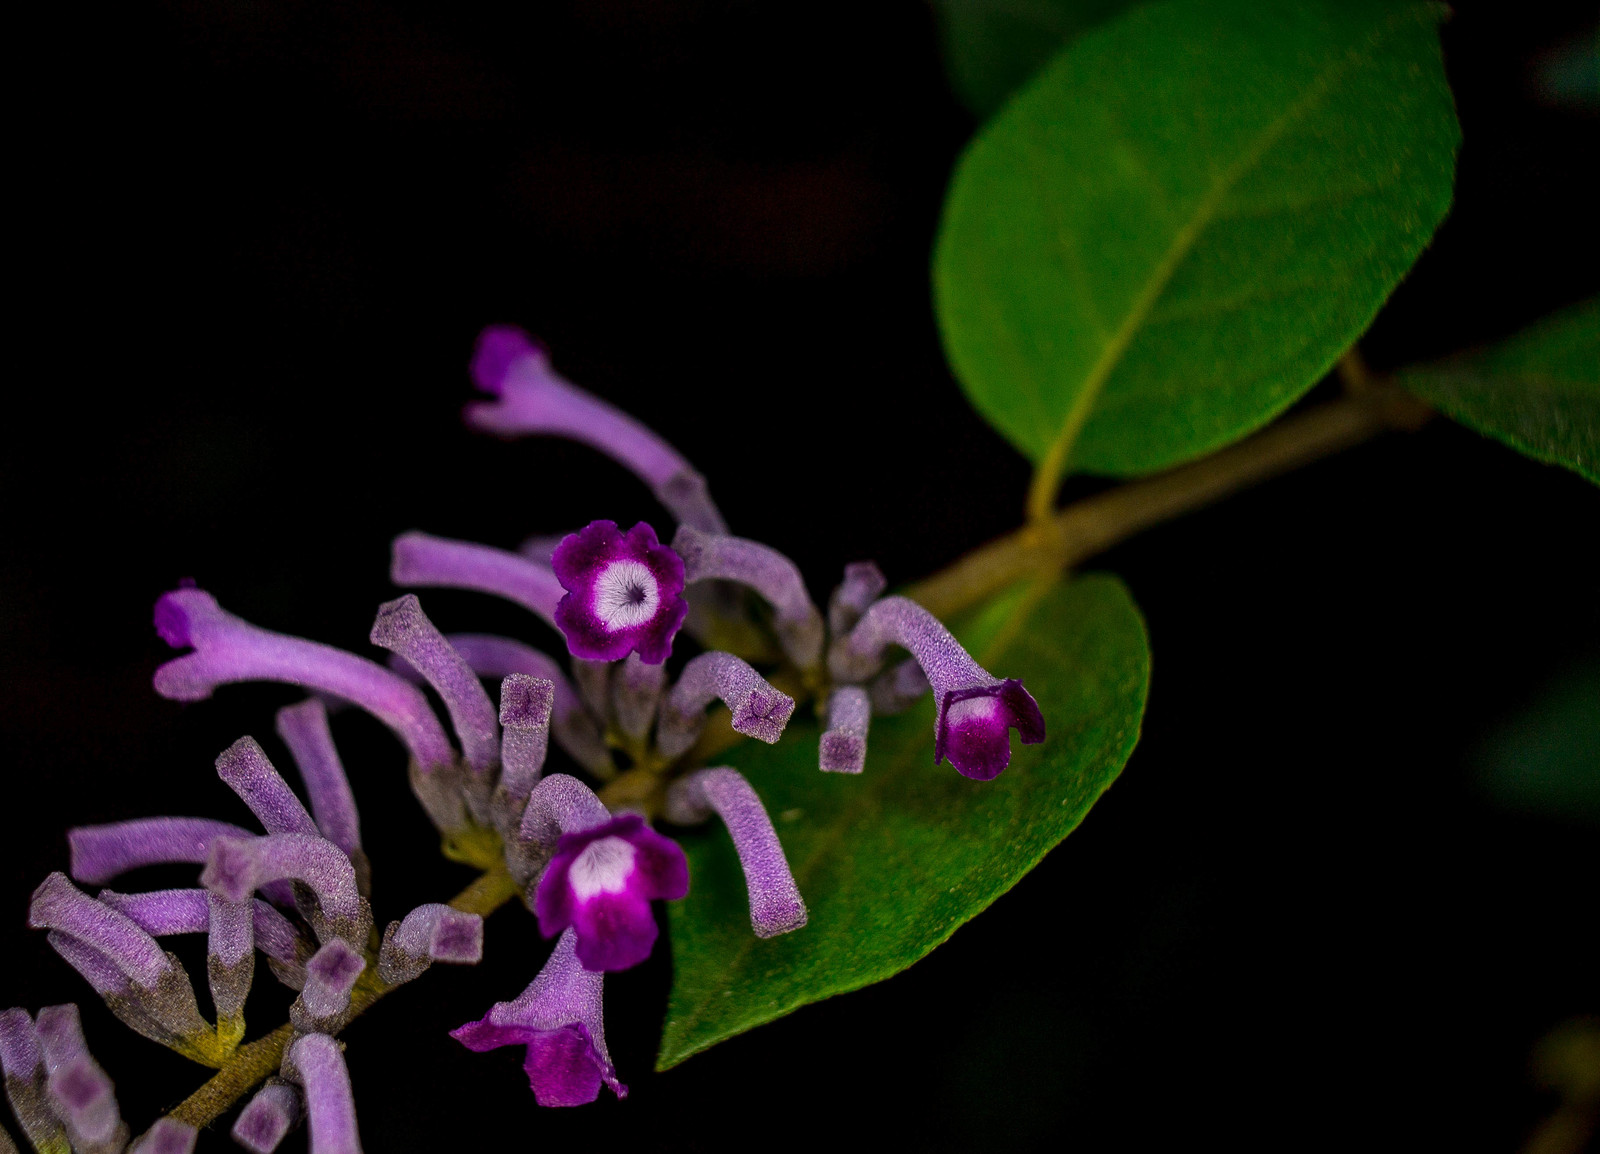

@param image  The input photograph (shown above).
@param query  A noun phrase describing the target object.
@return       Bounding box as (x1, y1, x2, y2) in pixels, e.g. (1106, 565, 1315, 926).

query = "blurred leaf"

(930, 0, 1138, 118)
(933, 0, 1459, 479)
(1401, 299, 1600, 485)
(659, 574, 1150, 1069)
(1474, 658, 1600, 824)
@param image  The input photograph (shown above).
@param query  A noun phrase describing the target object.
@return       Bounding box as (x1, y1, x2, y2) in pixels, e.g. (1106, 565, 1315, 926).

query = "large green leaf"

(933, 0, 1459, 479)
(658, 574, 1150, 1069)
(930, 0, 1138, 119)
(1400, 299, 1600, 485)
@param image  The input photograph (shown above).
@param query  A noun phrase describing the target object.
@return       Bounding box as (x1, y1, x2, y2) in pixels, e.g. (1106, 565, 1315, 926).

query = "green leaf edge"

(655, 573, 1152, 1071)
(1400, 298, 1600, 486)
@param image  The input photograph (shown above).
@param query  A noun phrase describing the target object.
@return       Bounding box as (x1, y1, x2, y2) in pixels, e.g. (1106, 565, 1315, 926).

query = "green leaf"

(933, 0, 1460, 480)
(1400, 299, 1600, 485)
(658, 574, 1150, 1069)
(930, 0, 1138, 119)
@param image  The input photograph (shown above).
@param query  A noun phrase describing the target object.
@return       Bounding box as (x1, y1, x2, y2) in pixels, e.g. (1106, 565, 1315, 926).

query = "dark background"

(4, 1, 1597, 1150)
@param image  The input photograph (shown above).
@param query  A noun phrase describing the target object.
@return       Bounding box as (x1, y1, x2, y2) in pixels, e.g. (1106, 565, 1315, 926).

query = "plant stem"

(167, 862, 518, 1131)
(911, 386, 1431, 620)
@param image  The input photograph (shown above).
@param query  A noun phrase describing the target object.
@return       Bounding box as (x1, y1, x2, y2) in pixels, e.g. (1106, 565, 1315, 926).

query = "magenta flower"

(450, 929, 626, 1107)
(830, 595, 1045, 780)
(534, 814, 689, 972)
(550, 520, 688, 665)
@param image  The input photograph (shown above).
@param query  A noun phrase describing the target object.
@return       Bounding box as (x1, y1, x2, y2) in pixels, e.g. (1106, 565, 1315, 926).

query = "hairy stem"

(167, 862, 518, 1130)
(912, 386, 1431, 620)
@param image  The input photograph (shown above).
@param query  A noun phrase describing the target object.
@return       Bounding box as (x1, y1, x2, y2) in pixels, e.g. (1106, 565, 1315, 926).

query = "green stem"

(166, 862, 518, 1131)
(916, 385, 1431, 620)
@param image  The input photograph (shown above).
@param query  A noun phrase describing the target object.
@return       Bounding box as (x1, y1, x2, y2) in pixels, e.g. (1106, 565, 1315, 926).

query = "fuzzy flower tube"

(465, 324, 726, 534)
(830, 596, 1045, 780)
(275, 699, 364, 860)
(673, 525, 826, 670)
(655, 651, 797, 758)
(285, 1032, 363, 1154)
(390, 531, 565, 630)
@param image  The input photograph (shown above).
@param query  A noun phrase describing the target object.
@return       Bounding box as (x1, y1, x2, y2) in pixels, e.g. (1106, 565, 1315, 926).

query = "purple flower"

(465, 324, 726, 533)
(450, 928, 626, 1107)
(152, 587, 455, 771)
(550, 520, 688, 665)
(830, 596, 1044, 781)
(535, 814, 689, 972)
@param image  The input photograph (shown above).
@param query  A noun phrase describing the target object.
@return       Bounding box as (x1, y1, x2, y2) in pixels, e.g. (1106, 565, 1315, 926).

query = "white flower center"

(592, 560, 660, 631)
(567, 836, 638, 900)
(946, 694, 1002, 728)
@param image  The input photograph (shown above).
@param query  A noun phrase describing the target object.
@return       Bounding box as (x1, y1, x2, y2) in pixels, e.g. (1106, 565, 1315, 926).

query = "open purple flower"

(517, 774, 689, 973)
(830, 596, 1044, 781)
(450, 929, 625, 1107)
(550, 520, 687, 665)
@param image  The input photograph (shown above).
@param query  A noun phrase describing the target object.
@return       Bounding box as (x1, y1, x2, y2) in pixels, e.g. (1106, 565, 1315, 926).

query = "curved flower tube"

(275, 699, 363, 858)
(369, 594, 500, 774)
(665, 769, 806, 938)
(673, 525, 826, 669)
(830, 596, 1044, 781)
(465, 324, 726, 533)
(655, 651, 796, 758)
(215, 737, 319, 838)
(390, 531, 564, 629)
(450, 928, 626, 1107)
(152, 587, 455, 771)
(33, 1004, 128, 1154)
(285, 1032, 363, 1154)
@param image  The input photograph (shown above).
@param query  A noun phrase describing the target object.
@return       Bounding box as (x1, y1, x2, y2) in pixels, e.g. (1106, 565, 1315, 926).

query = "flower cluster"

(6, 324, 1044, 1148)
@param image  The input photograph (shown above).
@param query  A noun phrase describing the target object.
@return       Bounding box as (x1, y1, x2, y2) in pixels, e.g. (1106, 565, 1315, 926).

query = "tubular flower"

(522, 776, 689, 972)
(451, 929, 626, 1107)
(465, 324, 725, 533)
(550, 520, 688, 664)
(830, 595, 1045, 780)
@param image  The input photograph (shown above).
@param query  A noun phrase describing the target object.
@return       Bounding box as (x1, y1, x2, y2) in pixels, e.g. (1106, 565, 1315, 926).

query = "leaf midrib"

(1032, 9, 1416, 483)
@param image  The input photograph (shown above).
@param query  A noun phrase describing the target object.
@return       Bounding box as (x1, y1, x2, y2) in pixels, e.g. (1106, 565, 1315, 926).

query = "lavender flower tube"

(498, 674, 554, 802)
(451, 928, 626, 1106)
(612, 653, 665, 743)
(1, 1007, 70, 1153)
(378, 903, 484, 986)
(673, 525, 826, 669)
(656, 651, 796, 758)
(29, 874, 178, 994)
(275, 699, 363, 858)
(34, 1004, 127, 1154)
(232, 1079, 301, 1154)
(390, 532, 563, 628)
(153, 588, 455, 771)
(466, 324, 727, 534)
(216, 738, 318, 838)
(286, 1033, 363, 1154)
(388, 633, 612, 775)
(830, 596, 1045, 781)
(521, 775, 688, 972)
(202, 834, 368, 946)
(369, 595, 500, 774)
(819, 686, 871, 774)
(68, 817, 296, 908)
(97, 888, 309, 972)
(827, 560, 887, 637)
(666, 769, 806, 938)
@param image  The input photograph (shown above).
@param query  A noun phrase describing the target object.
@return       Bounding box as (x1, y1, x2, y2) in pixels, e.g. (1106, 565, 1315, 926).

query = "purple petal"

(550, 521, 688, 665)
(666, 769, 806, 938)
(935, 679, 1046, 781)
(152, 588, 455, 771)
(369, 595, 500, 774)
(533, 815, 688, 972)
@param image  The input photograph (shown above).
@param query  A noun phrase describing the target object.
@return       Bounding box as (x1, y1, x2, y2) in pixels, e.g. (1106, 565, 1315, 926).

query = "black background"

(4, 2, 1598, 1150)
